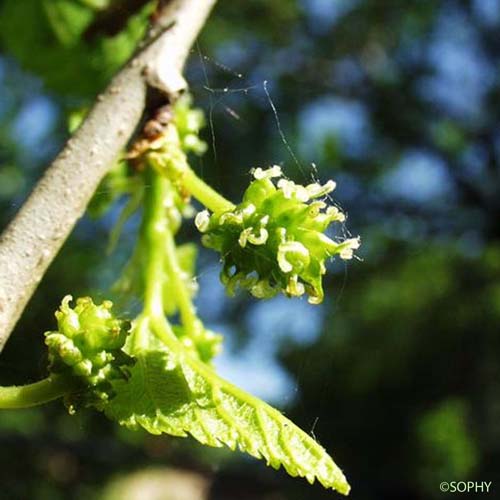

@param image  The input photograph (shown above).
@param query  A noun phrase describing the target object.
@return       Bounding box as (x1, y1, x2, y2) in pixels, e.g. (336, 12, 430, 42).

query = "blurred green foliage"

(0, 0, 153, 96)
(1, 0, 500, 499)
(417, 399, 478, 493)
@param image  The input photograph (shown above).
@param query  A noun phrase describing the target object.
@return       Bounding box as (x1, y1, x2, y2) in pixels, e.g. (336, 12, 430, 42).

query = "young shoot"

(0, 95, 356, 496)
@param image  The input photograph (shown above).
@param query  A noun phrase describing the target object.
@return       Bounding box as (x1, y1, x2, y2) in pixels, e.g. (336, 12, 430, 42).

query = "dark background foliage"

(1, 1, 500, 499)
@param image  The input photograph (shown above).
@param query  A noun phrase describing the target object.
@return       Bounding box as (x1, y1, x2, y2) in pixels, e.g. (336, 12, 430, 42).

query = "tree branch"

(0, 0, 217, 352)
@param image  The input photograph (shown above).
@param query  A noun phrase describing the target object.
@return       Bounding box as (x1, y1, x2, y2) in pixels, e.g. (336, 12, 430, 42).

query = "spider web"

(191, 44, 352, 235)
(191, 44, 310, 176)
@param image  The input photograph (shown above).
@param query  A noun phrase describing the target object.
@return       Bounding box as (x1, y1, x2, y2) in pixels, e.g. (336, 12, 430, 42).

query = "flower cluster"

(45, 296, 132, 410)
(195, 166, 360, 304)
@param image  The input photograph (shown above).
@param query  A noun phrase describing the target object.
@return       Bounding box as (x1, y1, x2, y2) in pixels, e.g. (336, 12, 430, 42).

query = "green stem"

(183, 168, 235, 213)
(151, 314, 182, 352)
(137, 167, 180, 348)
(163, 223, 199, 336)
(130, 314, 151, 352)
(141, 168, 169, 319)
(0, 375, 79, 409)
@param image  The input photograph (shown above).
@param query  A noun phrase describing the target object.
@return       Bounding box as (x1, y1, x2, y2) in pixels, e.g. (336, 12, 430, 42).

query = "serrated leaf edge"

(108, 346, 350, 495)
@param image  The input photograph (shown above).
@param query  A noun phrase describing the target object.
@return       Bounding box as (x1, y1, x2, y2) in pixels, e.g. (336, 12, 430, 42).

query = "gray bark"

(0, 0, 217, 352)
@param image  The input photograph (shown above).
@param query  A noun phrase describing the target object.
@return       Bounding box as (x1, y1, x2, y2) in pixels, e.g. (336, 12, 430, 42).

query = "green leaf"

(77, 0, 112, 9)
(105, 327, 350, 495)
(43, 0, 93, 46)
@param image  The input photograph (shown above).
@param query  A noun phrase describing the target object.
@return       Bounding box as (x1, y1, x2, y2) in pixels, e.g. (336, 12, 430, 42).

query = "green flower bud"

(147, 95, 207, 182)
(196, 167, 360, 304)
(173, 94, 207, 156)
(45, 296, 133, 410)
